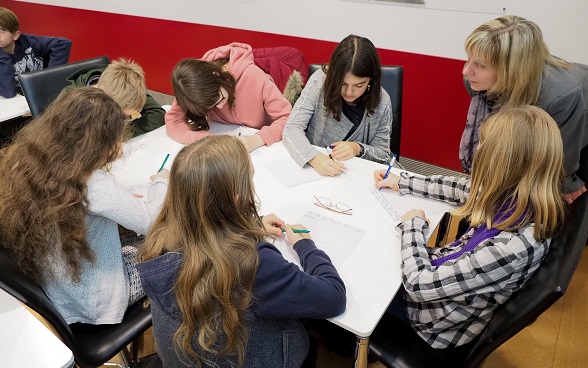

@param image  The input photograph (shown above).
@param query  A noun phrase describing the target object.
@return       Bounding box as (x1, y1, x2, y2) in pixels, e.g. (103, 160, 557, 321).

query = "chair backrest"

(466, 192, 588, 366)
(0, 246, 77, 348)
(18, 56, 110, 116)
(308, 64, 403, 158)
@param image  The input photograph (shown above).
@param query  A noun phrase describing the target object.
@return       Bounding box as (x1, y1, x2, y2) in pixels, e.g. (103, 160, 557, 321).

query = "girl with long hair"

(137, 135, 346, 367)
(165, 42, 292, 152)
(283, 34, 392, 176)
(374, 106, 565, 348)
(460, 15, 588, 203)
(0, 87, 169, 324)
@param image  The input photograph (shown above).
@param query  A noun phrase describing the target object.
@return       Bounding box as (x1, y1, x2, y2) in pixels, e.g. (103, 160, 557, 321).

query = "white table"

(0, 288, 74, 367)
(0, 94, 30, 122)
(110, 125, 454, 367)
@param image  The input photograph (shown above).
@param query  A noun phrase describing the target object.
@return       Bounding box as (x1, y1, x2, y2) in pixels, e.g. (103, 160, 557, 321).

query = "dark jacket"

(0, 33, 71, 98)
(136, 239, 346, 367)
(62, 64, 165, 137)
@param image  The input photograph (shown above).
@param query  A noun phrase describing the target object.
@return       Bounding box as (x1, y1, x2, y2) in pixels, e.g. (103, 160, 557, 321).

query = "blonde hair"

(138, 136, 266, 367)
(97, 58, 147, 113)
(465, 15, 569, 108)
(454, 105, 565, 240)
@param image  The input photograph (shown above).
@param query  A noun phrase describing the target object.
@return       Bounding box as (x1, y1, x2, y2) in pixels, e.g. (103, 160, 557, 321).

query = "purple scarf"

(459, 91, 490, 174)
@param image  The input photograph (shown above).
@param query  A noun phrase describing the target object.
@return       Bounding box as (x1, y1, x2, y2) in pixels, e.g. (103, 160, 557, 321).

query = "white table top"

(0, 288, 74, 368)
(0, 94, 30, 122)
(110, 125, 454, 337)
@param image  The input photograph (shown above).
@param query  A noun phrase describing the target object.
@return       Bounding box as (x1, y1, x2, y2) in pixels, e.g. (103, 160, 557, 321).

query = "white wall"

(17, 0, 588, 64)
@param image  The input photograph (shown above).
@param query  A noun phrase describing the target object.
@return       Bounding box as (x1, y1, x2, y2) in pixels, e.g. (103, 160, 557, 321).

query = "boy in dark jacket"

(0, 7, 71, 98)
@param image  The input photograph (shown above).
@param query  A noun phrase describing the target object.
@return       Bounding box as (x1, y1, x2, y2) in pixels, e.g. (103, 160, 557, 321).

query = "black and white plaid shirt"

(396, 173, 550, 348)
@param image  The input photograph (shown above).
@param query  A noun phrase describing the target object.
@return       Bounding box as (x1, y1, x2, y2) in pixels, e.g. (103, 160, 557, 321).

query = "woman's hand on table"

(374, 170, 400, 191)
(150, 168, 170, 181)
(238, 134, 265, 152)
(283, 224, 312, 245)
(261, 213, 286, 237)
(400, 209, 429, 224)
(330, 141, 360, 160)
(309, 154, 347, 176)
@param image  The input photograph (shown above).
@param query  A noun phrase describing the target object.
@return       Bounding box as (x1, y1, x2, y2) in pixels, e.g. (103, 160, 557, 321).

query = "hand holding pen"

(329, 142, 359, 161)
(309, 150, 347, 177)
(283, 224, 312, 245)
(374, 154, 400, 191)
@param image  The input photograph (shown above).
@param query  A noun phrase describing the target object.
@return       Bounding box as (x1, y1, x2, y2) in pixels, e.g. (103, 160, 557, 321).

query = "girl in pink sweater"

(165, 42, 292, 151)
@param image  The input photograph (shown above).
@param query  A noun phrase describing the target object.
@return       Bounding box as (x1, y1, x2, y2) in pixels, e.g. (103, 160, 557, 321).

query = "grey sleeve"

(282, 72, 324, 167)
(360, 95, 392, 164)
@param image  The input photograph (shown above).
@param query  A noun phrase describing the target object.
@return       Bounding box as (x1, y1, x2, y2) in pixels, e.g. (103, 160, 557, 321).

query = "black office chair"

(368, 193, 588, 368)
(18, 55, 110, 117)
(308, 64, 403, 159)
(0, 245, 161, 368)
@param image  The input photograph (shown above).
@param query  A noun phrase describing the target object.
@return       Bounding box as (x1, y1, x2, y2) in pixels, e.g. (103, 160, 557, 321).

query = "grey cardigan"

(283, 69, 392, 167)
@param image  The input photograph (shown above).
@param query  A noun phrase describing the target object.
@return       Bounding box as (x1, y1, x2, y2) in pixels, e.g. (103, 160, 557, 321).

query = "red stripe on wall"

(1, 0, 469, 171)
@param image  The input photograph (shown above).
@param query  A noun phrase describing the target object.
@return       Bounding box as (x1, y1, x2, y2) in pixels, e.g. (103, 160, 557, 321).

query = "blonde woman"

(375, 106, 565, 348)
(137, 136, 346, 367)
(459, 15, 588, 203)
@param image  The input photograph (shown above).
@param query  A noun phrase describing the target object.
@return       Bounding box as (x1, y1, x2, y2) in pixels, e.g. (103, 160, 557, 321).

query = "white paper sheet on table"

(265, 158, 323, 188)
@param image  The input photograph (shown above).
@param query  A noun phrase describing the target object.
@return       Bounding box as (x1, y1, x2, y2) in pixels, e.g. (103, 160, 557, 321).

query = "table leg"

(353, 335, 369, 368)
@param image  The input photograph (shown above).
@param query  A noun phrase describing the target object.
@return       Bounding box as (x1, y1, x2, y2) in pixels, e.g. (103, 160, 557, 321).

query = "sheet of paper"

(265, 158, 322, 188)
(369, 187, 401, 221)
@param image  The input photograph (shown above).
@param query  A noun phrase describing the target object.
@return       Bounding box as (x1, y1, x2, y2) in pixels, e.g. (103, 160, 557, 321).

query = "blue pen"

(379, 154, 397, 191)
(326, 145, 335, 160)
(158, 153, 170, 172)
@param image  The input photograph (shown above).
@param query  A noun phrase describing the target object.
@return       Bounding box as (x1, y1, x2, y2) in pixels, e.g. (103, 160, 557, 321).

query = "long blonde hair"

(138, 136, 266, 366)
(454, 105, 565, 240)
(465, 15, 570, 108)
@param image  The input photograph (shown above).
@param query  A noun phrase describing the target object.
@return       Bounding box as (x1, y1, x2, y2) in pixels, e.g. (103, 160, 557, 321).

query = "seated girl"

(374, 105, 565, 348)
(0, 87, 169, 324)
(283, 35, 392, 176)
(165, 42, 292, 152)
(137, 135, 346, 367)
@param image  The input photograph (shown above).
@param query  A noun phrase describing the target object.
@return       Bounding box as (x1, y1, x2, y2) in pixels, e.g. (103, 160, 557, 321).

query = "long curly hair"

(139, 135, 265, 367)
(0, 87, 129, 283)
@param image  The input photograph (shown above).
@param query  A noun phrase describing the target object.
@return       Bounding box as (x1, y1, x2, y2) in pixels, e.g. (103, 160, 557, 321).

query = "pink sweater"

(165, 42, 292, 146)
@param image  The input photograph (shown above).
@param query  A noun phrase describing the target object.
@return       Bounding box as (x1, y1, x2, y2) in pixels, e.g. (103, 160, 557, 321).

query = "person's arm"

(397, 216, 544, 303)
(253, 240, 346, 319)
(86, 170, 168, 235)
(361, 93, 392, 163)
(254, 76, 292, 146)
(543, 86, 587, 194)
(395, 173, 471, 205)
(28, 35, 71, 67)
(132, 94, 165, 137)
(282, 72, 324, 167)
(0, 50, 16, 98)
(164, 99, 213, 144)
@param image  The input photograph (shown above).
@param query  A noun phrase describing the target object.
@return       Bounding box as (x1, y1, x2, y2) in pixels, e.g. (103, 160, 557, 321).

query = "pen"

(158, 153, 170, 172)
(379, 154, 397, 191)
(326, 145, 335, 160)
(281, 228, 311, 233)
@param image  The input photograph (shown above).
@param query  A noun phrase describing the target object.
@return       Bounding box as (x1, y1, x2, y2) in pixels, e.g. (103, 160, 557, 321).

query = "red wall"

(0, 0, 470, 171)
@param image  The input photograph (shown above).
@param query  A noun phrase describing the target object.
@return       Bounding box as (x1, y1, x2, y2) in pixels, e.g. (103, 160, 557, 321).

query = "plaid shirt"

(396, 173, 550, 348)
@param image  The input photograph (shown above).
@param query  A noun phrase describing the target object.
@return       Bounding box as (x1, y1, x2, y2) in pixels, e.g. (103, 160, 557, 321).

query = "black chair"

(18, 55, 110, 116)
(368, 193, 588, 368)
(308, 64, 403, 159)
(0, 245, 159, 368)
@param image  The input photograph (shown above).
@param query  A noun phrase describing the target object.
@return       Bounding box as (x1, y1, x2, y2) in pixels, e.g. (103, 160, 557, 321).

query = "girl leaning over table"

(0, 87, 169, 325)
(136, 135, 346, 367)
(374, 106, 565, 348)
(283, 34, 392, 177)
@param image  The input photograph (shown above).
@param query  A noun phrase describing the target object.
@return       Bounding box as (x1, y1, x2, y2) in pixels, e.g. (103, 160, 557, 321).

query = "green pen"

(281, 228, 310, 233)
(158, 153, 170, 172)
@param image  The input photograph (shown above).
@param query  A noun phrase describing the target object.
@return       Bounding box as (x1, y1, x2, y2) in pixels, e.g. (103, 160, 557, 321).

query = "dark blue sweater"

(0, 33, 72, 98)
(137, 239, 346, 367)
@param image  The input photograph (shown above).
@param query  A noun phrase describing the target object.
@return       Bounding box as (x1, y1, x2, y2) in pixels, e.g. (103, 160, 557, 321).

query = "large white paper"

(265, 158, 323, 188)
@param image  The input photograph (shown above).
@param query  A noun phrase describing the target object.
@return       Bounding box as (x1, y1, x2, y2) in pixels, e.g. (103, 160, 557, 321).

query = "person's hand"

(330, 141, 360, 160)
(150, 169, 170, 181)
(374, 170, 400, 191)
(283, 224, 311, 245)
(238, 134, 265, 152)
(400, 209, 428, 224)
(261, 213, 285, 237)
(309, 154, 347, 176)
(562, 185, 587, 204)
